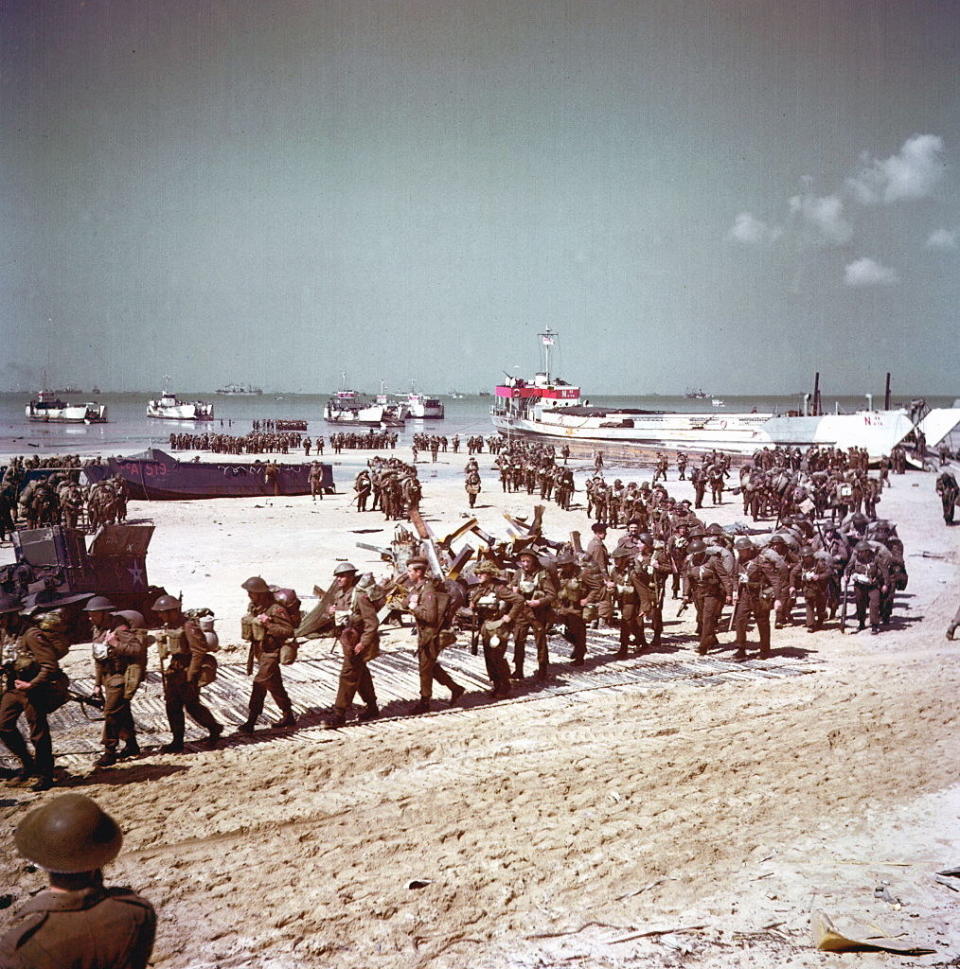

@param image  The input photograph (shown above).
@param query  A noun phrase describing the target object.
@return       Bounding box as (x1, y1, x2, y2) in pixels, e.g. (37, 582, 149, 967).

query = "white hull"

(492, 407, 919, 459)
(324, 402, 403, 426)
(404, 393, 444, 419)
(26, 402, 107, 423)
(147, 393, 214, 421)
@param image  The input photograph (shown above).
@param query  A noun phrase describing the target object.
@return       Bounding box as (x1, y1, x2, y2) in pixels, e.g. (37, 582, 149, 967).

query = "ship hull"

(492, 407, 917, 460)
(147, 404, 214, 420)
(26, 403, 107, 423)
(82, 449, 333, 500)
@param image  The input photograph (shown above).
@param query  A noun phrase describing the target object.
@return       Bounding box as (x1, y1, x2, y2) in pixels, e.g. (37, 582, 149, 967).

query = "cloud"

(726, 212, 781, 245)
(926, 228, 958, 251)
(847, 134, 946, 204)
(788, 193, 853, 245)
(844, 257, 900, 287)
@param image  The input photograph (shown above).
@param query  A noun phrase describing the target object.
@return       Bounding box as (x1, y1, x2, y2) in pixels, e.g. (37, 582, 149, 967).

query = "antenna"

(538, 328, 557, 381)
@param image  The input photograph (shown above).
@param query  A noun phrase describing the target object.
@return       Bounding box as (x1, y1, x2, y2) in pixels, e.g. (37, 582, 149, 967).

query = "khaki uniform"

(158, 619, 221, 746)
(0, 627, 69, 783)
(507, 565, 557, 679)
(331, 584, 380, 715)
(468, 584, 513, 696)
(407, 579, 460, 701)
(93, 625, 147, 754)
(732, 554, 783, 657)
(0, 885, 156, 969)
(243, 600, 295, 725)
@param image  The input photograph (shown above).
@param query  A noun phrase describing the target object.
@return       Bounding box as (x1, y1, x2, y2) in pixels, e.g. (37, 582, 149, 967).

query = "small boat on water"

(26, 390, 107, 424)
(83, 448, 333, 500)
(685, 387, 710, 400)
(404, 389, 444, 419)
(324, 388, 405, 427)
(491, 329, 960, 461)
(712, 398, 725, 408)
(147, 390, 214, 421)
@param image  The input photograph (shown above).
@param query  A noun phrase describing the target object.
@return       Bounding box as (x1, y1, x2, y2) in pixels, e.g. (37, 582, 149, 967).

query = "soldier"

(690, 465, 707, 509)
(354, 469, 372, 511)
(86, 597, 147, 767)
(730, 537, 781, 660)
(793, 545, 833, 633)
(324, 563, 380, 728)
(151, 594, 223, 753)
(238, 577, 297, 734)
(586, 521, 610, 571)
(468, 562, 514, 697)
(677, 451, 688, 481)
(685, 541, 733, 655)
(0, 794, 156, 969)
(508, 549, 558, 681)
(610, 546, 640, 655)
(554, 553, 588, 666)
(632, 533, 669, 650)
(465, 468, 482, 508)
(309, 460, 325, 501)
(0, 590, 83, 791)
(405, 557, 464, 713)
(844, 543, 889, 635)
(936, 470, 959, 525)
(652, 452, 668, 484)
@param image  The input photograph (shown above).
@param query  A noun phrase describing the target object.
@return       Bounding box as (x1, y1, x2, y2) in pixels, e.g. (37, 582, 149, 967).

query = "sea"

(1, 389, 957, 460)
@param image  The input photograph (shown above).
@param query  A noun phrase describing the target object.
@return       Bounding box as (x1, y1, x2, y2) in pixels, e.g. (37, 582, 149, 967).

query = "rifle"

(727, 580, 744, 632)
(66, 688, 105, 719)
(839, 573, 851, 633)
(677, 597, 691, 616)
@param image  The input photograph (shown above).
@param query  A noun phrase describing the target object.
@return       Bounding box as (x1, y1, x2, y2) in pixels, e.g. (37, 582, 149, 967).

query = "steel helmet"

(687, 539, 707, 556)
(241, 576, 270, 594)
(151, 594, 181, 613)
(333, 562, 358, 576)
(83, 596, 117, 613)
(734, 536, 755, 551)
(15, 794, 122, 873)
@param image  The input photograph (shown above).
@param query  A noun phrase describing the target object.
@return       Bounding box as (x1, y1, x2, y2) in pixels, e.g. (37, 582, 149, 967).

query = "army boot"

(273, 708, 297, 729)
(412, 698, 431, 715)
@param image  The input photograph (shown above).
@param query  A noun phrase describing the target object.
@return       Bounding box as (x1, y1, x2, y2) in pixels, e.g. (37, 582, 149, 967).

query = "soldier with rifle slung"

(238, 577, 297, 734)
(324, 563, 381, 728)
(86, 597, 147, 766)
(632, 533, 670, 651)
(0, 589, 86, 791)
(936, 470, 959, 525)
(683, 540, 733, 655)
(791, 546, 834, 633)
(152, 594, 222, 753)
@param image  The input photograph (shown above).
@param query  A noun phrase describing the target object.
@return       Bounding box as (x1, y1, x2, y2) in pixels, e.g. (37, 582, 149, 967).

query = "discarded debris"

(811, 911, 935, 955)
(407, 879, 432, 890)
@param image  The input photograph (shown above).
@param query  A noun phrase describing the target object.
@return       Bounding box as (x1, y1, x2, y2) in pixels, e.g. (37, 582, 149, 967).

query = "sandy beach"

(1, 445, 958, 969)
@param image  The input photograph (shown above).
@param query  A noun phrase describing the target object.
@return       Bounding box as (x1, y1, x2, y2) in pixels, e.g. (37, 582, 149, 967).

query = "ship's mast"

(539, 328, 557, 382)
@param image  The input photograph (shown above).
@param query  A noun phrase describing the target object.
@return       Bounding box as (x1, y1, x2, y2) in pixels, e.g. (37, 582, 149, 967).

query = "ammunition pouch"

(280, 642, 299, 665)
(157, 629, 187, 661)
(582, 603, 599, 622)
(241, 615, 265, 643)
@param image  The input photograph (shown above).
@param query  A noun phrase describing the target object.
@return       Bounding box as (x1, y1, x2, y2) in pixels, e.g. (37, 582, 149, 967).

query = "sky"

(1, 0, 958, 395)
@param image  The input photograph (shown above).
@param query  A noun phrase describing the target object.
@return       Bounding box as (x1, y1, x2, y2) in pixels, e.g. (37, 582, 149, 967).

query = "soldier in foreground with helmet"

(404, 557, 465, 714)
(85, 597, 148, 767)
(0, 590, 84, 791)
(238, 576, 297, 734)
(0, 793, 156, 969)
(324, 562, 381, 728)
(151, 594, 223, 753)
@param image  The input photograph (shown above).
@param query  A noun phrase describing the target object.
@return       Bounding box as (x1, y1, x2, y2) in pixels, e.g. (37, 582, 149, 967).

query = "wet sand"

(1, 446, 958, 968)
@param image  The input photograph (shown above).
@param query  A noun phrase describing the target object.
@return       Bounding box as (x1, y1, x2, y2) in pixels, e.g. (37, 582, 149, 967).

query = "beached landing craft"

(83, 448, 333, 500)
(146, 390, 214, 421)
(404, 389, 445, 419)
(324, 388, 405, 427)
(491, 329, 960, 460)
(25, 390, 107, 424)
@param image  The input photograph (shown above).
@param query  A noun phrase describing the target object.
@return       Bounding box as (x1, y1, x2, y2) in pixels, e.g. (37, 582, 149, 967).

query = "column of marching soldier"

(1, 477, 914, 792)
